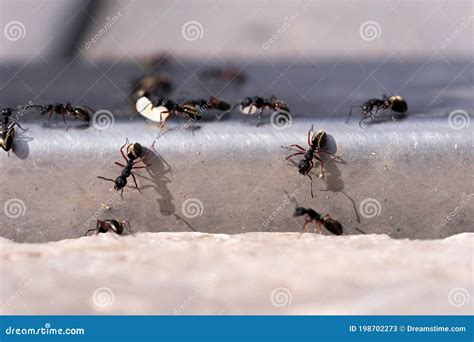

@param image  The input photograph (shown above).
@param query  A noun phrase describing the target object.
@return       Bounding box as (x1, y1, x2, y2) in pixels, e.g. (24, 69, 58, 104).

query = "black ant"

(183, 96, 231, 113)
(97, 140, 153, 198)
(32, 102, 93, 129)
(281, 126, 339, 197)
(285, 191, 343, 236)
(136, 96, 202, 128)
(1, 107, 28, 154)
(346, 94, 408, 126)
(219, 95, 290, 126)
(84, 219, 133, 236)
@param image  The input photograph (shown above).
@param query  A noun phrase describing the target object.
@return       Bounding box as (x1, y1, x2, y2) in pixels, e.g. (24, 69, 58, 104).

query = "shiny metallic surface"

(0, 61, 473, 242)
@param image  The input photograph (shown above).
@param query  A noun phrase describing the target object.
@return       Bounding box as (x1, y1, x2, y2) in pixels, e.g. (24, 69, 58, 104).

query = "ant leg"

(61, 114, 68, 130)
(159, 110, 170, 129)
(290, 144, 306, 151)
(120, 140, 129, 162)
(317, 149, 337, 156)
(281, 145, 305, 153)
(256, 108, 264, 127)
(11, 120, 28, 132)
(131, 165, 147, 169)
(285, 152, 304, 160)
(130, 172, 141, 193)
(84, 228, 97, 236)
(315, 221, 322, 234)
(307, 172, 314, 198)
(347, 106, 360, 124)
(122, 220, 133, 233)
(115, 161, 126, 168)
(298, 219, 311, 238)
(313, 155, 325, 177)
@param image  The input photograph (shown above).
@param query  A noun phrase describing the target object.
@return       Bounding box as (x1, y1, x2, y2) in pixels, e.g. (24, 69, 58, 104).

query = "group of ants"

(1, 71, 408, 238)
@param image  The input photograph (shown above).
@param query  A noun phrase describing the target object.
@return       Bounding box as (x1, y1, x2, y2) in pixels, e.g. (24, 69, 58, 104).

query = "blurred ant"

(32, 102, 93, 129)
(84, 219, 133, 236)
(200, 67, 247, 84)
(285, 191, 343, 236)
(183, 96, 231, 113)
(129, 73, 173, 103)
(281, 126, 339, 197)
(219, 95, 290, 126)
(1, 107, 28, 154)
(346, 94, 408, 126)
(142, 53, 173, 69)
(135, 95, 201, 128)
(97, 140, 153, 198)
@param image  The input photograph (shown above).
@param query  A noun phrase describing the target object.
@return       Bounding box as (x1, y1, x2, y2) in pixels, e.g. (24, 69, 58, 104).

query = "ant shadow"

(41, 121, 90, 130)
(357, 112, 408, 126)
(314, 134, 361, 224)
(138, 145, 175, 216)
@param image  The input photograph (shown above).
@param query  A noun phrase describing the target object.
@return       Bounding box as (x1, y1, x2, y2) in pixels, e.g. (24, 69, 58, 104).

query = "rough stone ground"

(1, 232, 472, 315)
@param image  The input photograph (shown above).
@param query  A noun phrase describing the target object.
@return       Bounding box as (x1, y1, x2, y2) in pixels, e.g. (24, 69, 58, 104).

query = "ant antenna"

(97, 176, 115, 183)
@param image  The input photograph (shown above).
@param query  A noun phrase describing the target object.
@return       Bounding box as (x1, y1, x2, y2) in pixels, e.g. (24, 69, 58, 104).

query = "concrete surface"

(0, 232, 472, 315)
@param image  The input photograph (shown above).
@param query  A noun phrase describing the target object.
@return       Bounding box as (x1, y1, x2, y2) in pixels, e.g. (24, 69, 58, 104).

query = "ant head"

(294, 207, 307, 217)
(361, 102, 372, 114)
(1, 108, 13, 116)
(241, 97, 252, 107)
(311, 130, 327, 149)
(114, 176, 127, 190)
